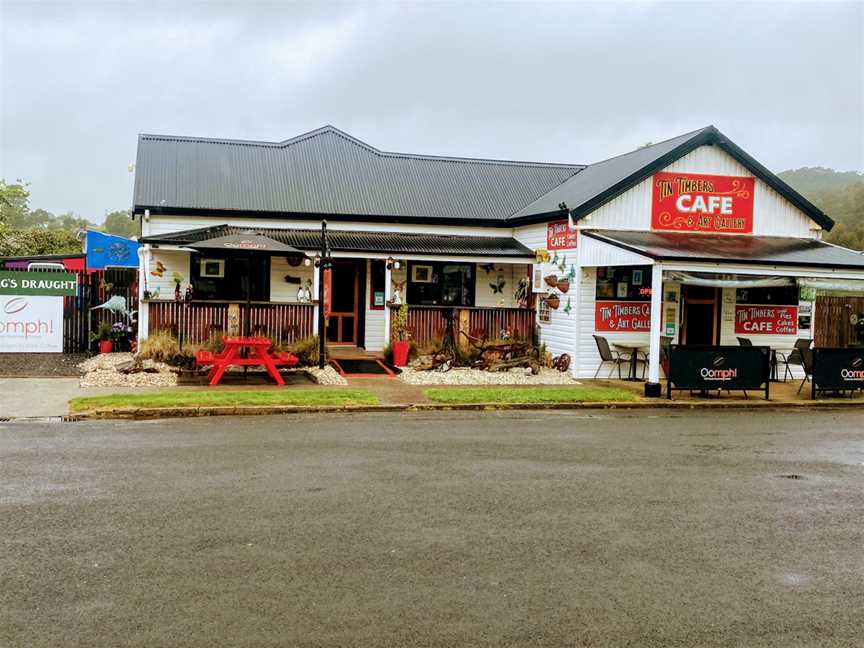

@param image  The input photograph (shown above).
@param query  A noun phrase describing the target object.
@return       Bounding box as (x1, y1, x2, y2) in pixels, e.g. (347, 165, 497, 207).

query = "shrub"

(137, 330, 182, 364)
(391, 304, 410, 342)
(289, 335, 323, 366)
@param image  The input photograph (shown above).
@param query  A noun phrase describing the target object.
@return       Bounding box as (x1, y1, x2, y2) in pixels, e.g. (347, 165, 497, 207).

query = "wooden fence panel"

(148, 302, 315, 346)
(815, 296, 864, 347)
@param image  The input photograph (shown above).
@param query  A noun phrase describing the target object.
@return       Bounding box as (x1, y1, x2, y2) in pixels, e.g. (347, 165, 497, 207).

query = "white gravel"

(398, 366, 579, 385)
(78, 353, 178, 388)
(306, 366, 348, 386)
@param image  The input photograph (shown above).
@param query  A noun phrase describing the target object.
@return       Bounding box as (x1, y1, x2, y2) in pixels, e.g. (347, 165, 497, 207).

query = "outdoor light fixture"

(304, 257, 312, 267)
(386, 256, 402, 270)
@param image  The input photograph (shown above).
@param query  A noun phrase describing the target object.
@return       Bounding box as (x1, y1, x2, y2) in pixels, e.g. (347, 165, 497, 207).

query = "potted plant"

(90, 322, 114, 354)
(391, 304, 411, 366)
(111, 321, 132, 352)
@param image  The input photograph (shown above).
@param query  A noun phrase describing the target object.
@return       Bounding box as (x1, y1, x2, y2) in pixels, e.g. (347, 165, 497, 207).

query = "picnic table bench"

(194, 336, 298, 386)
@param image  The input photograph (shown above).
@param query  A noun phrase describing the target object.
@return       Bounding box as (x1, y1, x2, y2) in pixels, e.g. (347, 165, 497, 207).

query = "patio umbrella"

(188, 231, 306, 337)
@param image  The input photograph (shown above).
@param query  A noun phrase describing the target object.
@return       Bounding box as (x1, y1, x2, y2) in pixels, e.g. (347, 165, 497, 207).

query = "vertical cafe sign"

(0, 271, 77, 353)
(546, 220, 577, 250)
(651, 172, 755, 233)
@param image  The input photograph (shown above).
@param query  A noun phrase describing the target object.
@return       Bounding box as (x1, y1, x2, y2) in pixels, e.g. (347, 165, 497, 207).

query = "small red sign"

(734, 305, 797, 335)
(595, 301, 651, 332)
(651, 171, 755, 233)
(322, 268, 332, 317)
(546, 220, 577, 250)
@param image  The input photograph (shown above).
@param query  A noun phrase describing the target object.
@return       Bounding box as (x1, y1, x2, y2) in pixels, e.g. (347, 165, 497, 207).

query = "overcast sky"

(1, 0, 862, 221)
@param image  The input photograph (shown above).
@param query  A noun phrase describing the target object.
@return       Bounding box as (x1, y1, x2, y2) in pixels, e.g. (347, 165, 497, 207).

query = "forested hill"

(778, 167, 864, 250)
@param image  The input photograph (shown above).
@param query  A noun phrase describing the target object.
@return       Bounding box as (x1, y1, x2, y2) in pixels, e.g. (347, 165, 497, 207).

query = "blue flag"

(85, 230, 140, 270)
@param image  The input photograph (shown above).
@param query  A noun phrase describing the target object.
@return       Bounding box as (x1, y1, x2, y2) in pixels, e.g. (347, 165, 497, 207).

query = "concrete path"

(0, 378, 168, 418)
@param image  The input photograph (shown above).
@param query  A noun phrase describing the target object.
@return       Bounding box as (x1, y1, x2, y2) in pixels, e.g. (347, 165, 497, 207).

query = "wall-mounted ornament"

(490, 275, 506, 294)
(514, 277, 530, 308)
(283, 275, 301, 284)
(150, 260, 166, 278)
(392, 280, 406, 305)
(481, 263, 496, 274)
(287, 257, 303, 267)
(557, 254, 567, 273)
(535, 249, 551, 264)
(563, 296, 572, 314)
(557, 278, 570, 293)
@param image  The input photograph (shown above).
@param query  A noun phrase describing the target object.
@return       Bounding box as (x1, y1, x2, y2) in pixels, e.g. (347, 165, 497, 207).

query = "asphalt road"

(1, 410, 863, 647)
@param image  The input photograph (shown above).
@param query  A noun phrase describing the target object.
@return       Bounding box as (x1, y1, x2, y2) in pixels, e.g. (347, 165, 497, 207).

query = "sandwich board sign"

(0, 271, 75, 353)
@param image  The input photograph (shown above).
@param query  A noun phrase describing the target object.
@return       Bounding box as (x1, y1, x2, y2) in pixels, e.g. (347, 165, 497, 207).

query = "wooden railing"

(147, 301, 315, 346)
(391, 305, 535, 346)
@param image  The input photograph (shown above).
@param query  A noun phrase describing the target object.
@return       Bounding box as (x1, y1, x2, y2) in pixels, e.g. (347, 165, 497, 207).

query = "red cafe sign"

(595, 301, 651, 332)
(546, 220, 577, 250)
(735, 305, 797, 335)
(651, 171, 755, 233)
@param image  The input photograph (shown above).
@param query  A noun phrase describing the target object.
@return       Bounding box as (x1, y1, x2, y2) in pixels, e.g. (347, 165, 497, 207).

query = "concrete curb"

(72, 398, 864, 420)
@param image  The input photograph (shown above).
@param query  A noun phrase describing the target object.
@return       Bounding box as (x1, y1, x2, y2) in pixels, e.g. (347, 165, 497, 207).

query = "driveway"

(1, 410, 862, 647)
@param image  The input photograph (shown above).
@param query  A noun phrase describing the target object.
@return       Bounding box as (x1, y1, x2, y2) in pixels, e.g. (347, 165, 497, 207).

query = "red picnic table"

(195, 336, 298, 386)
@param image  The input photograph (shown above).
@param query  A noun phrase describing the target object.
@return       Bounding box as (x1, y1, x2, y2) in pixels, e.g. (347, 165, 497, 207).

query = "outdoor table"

(207, 336, 285, 386)
(612, 342, 648, 381)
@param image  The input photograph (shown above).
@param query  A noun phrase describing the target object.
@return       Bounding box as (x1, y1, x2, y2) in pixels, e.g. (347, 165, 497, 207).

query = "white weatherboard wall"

(582, 145, 817, 238)
(145, 250, 191, 300)
(143, 215, 516, 240)
(364, 260, 386, 352)
(270, 258, 313, 302)
(576, 269, 654, 379)
(514, 223, 579, 368)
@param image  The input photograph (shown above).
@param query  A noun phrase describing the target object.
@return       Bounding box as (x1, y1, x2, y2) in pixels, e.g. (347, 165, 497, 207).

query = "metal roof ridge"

(138, 125, 585, 169)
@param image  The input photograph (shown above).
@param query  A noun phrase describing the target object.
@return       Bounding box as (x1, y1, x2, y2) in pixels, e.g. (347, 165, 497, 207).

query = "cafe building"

(132, 124, 864, 395)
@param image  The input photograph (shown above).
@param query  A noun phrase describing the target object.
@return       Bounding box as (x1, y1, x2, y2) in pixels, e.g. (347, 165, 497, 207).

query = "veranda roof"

(141, 225, 535, 259)
(582, 230, 864, 270)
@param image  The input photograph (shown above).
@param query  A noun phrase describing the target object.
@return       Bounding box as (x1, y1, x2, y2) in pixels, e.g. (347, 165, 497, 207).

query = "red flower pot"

(392, 340, 410, 367)
(98, 340, 114, 354)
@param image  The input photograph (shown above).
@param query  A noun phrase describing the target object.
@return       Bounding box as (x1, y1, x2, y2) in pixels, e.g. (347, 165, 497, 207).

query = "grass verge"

(69, 389, 379, 413)
(424, 386, 637, 404)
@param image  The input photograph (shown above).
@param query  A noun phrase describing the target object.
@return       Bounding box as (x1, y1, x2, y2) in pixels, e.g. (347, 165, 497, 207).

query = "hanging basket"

(556, 279, 570, 293)
(545, 294, 560, 310)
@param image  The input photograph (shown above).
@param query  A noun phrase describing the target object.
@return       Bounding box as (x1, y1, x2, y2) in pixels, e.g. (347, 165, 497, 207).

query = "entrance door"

(682, 286, 720, 345)
(327, 261, 360, 345)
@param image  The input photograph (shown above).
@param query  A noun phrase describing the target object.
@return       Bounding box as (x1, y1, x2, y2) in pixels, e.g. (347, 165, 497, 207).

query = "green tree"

(0, 179, 30, 226)
(779, 167, 864, 251)
(102, 209, 140, 238)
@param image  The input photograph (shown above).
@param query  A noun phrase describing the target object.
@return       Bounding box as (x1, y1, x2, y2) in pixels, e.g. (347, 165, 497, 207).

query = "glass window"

(595, 265, 652, 301)
(736, 286, 799, 305)
(407, 262, 475, 306)
(191, 253, 270, 301)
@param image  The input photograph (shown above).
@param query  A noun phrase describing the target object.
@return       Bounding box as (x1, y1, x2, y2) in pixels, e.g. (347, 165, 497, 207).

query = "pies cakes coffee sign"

(651, 172, 755, 233)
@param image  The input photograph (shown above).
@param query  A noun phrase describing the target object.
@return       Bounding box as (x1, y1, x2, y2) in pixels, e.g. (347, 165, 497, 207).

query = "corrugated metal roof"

(133, 126, 583, 223)
(584, 230, 864, 269)
(509, 127, 716, 220)
(142, 225, 534, 258)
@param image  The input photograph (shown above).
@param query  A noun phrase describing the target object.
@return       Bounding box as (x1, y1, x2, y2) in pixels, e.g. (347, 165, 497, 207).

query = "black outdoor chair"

(784, 338, 812, 371)
(593, 334, 638, 379)
(798, 348, 814, 394)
